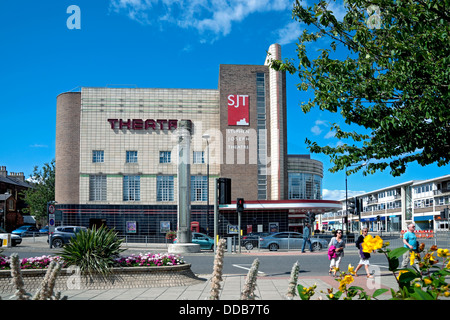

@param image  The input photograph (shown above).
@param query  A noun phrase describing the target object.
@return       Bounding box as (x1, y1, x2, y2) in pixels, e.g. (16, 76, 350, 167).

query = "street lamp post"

(202, 134, 210, 236)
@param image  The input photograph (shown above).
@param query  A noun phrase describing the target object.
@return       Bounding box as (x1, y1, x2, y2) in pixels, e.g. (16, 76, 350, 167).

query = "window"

(92, 150, 104, 163)
(89, 175, 107, 201)
(193, 151, 204, 164)
(191, 176, 207, 201)
(288, 173, 322, 200)
(126, 151, 138, 163)
(159, 151, 171, 163)
(157, 176, 174, 201)
(123, 175, 140, 201)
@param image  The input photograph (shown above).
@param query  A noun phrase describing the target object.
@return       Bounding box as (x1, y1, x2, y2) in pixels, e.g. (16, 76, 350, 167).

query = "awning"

(414, 215, 434, 222)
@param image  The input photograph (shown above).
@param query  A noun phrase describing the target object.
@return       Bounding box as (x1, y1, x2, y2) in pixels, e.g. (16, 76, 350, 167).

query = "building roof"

(0, 193, 12, 201)
(0, 175, 33, 189)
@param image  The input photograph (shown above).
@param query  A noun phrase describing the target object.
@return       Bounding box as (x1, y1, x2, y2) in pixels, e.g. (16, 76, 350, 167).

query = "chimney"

(0, 166, 7, 177)
(9, 172, 25, 182)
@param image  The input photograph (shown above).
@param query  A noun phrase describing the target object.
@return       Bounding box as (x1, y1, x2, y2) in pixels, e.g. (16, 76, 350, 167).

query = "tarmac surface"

(0, 236, 402, 301)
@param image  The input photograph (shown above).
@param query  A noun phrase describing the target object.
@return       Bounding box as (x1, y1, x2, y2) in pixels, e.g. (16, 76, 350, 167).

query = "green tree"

(21, 160, 55, 223)
(270, 0, 450, 176)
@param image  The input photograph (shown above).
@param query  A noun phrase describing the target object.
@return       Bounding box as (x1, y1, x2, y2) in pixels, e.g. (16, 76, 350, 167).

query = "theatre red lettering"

(107, 119, 180, 131)
(145, 119, 156, 130)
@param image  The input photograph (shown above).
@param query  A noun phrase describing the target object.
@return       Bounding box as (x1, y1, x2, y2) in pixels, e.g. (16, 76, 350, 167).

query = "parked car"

(39, 225, 49, 235)
(173, 232, 215, 250)
(49, 226, 87, 248)
(259, 232, 328, 251)
(241, 232, 270, 250)
(0, 227, 22, 246)
(11, 225, 40, 237)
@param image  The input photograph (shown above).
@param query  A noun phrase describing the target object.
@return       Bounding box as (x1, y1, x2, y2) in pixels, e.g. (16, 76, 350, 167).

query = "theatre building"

(55, 44, 340, 241)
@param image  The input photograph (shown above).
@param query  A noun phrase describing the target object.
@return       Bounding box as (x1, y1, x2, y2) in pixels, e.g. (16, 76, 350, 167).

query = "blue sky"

(0, 0, 448, 200)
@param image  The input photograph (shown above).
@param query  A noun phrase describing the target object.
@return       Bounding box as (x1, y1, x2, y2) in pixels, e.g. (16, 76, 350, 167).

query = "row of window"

(89, 175, 207, 202)
(364, 200, 401, 212)
(414, 198, 434, 208)
(92, 150, 205, 164)
(414, 183, 433, 194)
(377, 189, 399, 199)
(287, 173, 322, 200)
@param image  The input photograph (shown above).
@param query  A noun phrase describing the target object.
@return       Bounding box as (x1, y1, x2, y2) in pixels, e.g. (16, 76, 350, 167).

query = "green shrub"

(59, 225, 125, 279)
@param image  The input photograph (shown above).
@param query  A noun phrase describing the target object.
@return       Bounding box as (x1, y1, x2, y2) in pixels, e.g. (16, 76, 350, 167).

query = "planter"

(0, 264, 204, 294)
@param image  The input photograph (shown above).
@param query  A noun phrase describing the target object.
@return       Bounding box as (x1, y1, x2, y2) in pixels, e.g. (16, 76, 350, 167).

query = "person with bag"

(354, 228, 373, 278)
(328, 229, 345, 276)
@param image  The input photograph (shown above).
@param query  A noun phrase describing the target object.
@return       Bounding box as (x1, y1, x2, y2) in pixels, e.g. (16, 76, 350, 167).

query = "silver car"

(49, 226, 87, 248)
(259, 232, 328, 251)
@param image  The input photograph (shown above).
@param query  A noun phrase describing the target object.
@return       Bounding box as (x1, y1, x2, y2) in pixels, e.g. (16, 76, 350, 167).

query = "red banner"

(228, 94, 249, 126)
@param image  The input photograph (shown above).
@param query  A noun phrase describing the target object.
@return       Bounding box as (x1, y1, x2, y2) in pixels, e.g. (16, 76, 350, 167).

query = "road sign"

(48, 204, 55, 214)
(49, 214, 55, 233)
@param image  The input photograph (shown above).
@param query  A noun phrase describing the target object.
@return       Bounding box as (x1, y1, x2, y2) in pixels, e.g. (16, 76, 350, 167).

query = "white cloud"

(109, 0, 293, 38)
(325, 1, 347, 21)
(29, 144, 48, 148)
(323, 189, 366, 200)
(324, 130, 335, 139)
(311, 119, 327, 135)
(275, 21, 302, 45)
(311, 125, 322, 135)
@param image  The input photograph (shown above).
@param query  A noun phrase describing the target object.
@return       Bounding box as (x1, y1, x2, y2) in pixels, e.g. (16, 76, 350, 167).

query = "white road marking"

(232, 264, 266, 275)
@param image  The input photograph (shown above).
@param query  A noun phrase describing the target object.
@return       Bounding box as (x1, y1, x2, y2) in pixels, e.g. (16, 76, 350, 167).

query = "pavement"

(1, 236, 401, 301)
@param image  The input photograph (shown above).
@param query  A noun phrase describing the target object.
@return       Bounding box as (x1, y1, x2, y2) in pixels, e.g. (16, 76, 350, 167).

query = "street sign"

(48, 204, 55, 214)
(49, 214, 55, 233)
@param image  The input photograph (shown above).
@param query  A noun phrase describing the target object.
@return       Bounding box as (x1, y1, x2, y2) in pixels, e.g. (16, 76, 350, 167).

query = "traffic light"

(347, 199, 356, 215)
(218, 178, 231, 204)
(236, 198, 244, 213)
(305, 212, 316, 224)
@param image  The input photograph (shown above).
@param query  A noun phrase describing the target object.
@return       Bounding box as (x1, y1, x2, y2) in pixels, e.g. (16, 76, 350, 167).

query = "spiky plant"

(285, 261, 300, 300)
(59, 225, 125, 279)
(9, 253, 66, 300)
(210, 238, 226, 300)
(241, 258, 260, 300)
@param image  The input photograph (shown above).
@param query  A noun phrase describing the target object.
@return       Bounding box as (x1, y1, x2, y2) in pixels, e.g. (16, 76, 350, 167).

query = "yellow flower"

(410, 251, 417, 265)
(348, 264, 355, 275)
(437, 249, 450, 258)
(424, 278, 432, 286)
(362, 234, 383, 253)
(338, 274, 354, 292)
(445, 292, 450, 297)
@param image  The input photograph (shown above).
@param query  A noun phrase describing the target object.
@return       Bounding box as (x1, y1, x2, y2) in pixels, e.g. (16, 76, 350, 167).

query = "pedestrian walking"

(354, 228, 373, 278)
(401, 223, 418, 269)
(328, 229, 345, 276)
(301, 223, 313, 253)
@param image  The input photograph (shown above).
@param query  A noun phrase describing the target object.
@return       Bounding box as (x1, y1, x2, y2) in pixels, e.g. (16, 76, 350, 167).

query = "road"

(1, 236, 394, 278)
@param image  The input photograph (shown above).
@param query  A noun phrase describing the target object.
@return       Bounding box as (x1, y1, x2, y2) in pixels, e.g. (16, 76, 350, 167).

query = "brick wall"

(0, 264, 202, 295)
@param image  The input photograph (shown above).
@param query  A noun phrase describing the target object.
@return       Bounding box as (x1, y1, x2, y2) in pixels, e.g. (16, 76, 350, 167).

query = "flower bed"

(0, 252, 202, 295)
(0, 252, 185, 270)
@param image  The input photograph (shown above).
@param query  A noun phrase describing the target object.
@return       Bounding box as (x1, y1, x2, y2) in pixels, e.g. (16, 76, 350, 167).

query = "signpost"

(48, 202, 56, 248)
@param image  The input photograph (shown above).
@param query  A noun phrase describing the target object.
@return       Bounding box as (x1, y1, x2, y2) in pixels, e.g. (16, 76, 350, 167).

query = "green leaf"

(388, 247, 409, 259)
(388, 257, 399, 271)
(398, 270, 418, 284)
(373, 288, 389, 298)
(297, 284, 309, 300)
(411, 288, 436, 300)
